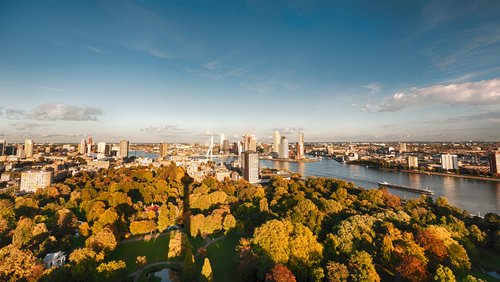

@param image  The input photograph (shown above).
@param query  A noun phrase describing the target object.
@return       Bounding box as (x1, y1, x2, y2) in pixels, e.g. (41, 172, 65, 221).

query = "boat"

(378, 181, 434, 196)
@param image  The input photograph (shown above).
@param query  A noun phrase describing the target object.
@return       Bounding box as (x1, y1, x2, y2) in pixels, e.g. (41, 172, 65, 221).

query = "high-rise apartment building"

(0, 140, 5, 156)
(399, 142, 407, 152)
(297, 132, 305, 159)
(97, 142, 107, 155)
(119, 140, 129, 158)
(272, 130, 281, 153)
(20, 171, 53, 193)
(279, 136, 289, 159)
(79, 139, 87, 155)
(242, 134, 257, 152)
(160, 142, 168, 158)
(441, 154, 458, 170)
(222, 140, 230, 153)
(242, 151, 259, 184)
(25, 139, 34, 158)
(408, 156, 418, 169)
(490, 152, 500, 175)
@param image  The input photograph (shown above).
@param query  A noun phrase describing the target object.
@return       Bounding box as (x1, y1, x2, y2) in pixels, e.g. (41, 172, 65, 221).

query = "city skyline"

(1, 1, 500, 142)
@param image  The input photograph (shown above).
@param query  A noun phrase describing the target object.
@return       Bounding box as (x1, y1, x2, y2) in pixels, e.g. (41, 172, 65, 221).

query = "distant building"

(297, 132, 305, 159)
(25, 139, 34, 158)
(20, 171, 53, 193)
(272, 130, 281, 153)
(97, 142, 107, 155)
(222, 140, 230, 153)
(43, 251, 66, 269)
(160, 142, 168, 158)
(0, 140, 5, 156)
(119, 140, 129, 158)
(490, 152, 500, 175)
(242, 151, 259, 184)
(16, 144, 25, 159)
(279, 136, 289, 159)
(242, 134, 257, 152)
(441, 154, 458, 170)
(79, 139, 87, 155)
(408, 156, 419, 169)
(399, 142, 407, 152)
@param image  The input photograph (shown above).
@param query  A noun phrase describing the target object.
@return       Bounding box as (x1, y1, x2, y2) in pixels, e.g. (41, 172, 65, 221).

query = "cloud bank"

(5, 103, 103, 121)
(375, 78, 500, 112)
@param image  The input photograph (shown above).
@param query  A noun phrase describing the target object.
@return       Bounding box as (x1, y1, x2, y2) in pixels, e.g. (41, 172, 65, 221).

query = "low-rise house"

(43, 251, 66, 269)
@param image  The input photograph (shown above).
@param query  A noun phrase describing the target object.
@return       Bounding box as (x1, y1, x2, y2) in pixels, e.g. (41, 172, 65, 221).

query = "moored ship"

(378, 181, 434, 196)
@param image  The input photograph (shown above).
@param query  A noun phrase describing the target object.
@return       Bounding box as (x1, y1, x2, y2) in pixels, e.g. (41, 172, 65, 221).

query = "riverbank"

(400, 170, 500, 182)
(346, 161, 500, 182)
(263, 158, 320, 163)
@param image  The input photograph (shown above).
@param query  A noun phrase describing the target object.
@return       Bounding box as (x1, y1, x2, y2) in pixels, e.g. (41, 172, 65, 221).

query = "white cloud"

(9, 122, 53, 130)
(273, 127, 304, 134)
(375, 78, 500, 112)
(363, 82, 383, 94)
(5, 103, 103, 121)
(141, 124, 190, 136)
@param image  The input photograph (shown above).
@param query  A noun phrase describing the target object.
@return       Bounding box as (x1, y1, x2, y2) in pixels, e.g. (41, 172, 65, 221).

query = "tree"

(223, 214, 236, 232)
(97, 260, 126, 281)
(182, 247, 195, 282)
(129, 220, 156, 235)
(348, 251, 380, 282)
(395, 255, 428, 282)
(265, 264, 296, 282)
(433, 265, 455, 282)
(68, 248, 104, 281)
(12, 217, 35, 248)
(168, 231, 190, 260)
(136, 256, 147, 271)
(0, 244, 43, 282)
(201, 258, 213, 282)
(326, 261, 349, 282)
(85, 227, 117, 253)
(251, 219, 293, 264)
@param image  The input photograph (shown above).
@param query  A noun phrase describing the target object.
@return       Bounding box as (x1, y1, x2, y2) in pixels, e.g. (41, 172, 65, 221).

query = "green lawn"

(107, 235, 171, 274)
(194, 233, 248, 282)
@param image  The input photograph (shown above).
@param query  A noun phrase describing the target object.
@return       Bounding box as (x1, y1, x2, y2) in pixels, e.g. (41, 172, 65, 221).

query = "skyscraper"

(0, 140, 5, 156)
(297, 132, 305, 159)
(279, 136, 289, 159)
(79, 139, 87, 155)
(242, 151, 259, 184)
(119, 140, 129, 158)
(272, 130, 281, 153)
(97, 142, 107, 155)
(25, 139, 34, 158)
(160, 142, 168, 158)
(441, 154, 458, 170)
(242, 134, 257, 152)
(490, 151, 500, 175)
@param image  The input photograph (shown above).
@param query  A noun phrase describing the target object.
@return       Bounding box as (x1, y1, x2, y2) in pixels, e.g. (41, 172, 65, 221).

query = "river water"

(261, 159, 500, 215)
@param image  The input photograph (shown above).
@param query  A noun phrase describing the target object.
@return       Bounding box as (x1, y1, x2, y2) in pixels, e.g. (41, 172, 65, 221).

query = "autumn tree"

(433, 265, 455, 282)
(168, 231, 190, 260)
(85, 226, 117, 253)
(326, 261, 349, 282)
(0, 244, 44, 282)
(201, 257, 213, 282)
(265, 264, 296, 282)
(348, 251, 380, 282)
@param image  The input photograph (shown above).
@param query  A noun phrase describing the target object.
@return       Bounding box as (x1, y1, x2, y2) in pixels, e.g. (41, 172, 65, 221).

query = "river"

(261, 159, 500, 215)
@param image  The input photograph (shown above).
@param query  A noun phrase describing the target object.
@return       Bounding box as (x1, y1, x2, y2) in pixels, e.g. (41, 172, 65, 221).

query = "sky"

(1, 0, 500, 143)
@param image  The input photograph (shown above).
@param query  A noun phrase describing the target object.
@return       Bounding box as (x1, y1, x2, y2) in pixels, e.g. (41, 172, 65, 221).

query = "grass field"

(194, 233, 248, 282)
(107, 235, 171, 274)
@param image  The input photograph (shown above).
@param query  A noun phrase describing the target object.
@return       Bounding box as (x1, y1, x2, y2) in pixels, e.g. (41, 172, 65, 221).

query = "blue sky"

(1, 0, 500, 143)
